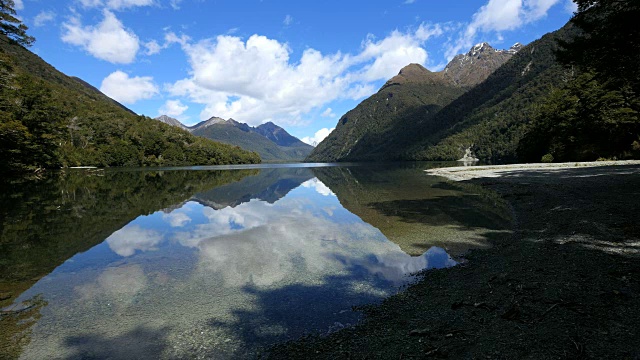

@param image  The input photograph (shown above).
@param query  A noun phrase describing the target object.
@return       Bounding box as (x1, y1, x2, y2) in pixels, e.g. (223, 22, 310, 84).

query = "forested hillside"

(403, 25, 576, 162)
(307, 43, 520, 162)
(0, 31, 260, 175)
(307, 65, 466, 162)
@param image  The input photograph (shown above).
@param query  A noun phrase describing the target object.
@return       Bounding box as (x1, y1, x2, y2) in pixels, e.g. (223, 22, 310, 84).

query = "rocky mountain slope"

(156, 115, 190, 131)
(443, 43, 523, 87)
(155, 116, 313, 162)
(307, 42, 522, 162)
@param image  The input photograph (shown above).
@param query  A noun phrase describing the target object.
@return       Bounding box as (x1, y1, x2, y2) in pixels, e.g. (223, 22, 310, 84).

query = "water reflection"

(314, 166, 512, 256)
(0, 164, 510, 359)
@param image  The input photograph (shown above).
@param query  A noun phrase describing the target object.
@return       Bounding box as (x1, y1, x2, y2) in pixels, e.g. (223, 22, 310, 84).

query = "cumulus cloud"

(168, 23, 443, 126)
(446, 0, 562, 59)
(61, 10, 140, 64)
(14, 0, 23, 10)
(356, 27, 443, 81)
(163, 211, 192, 227)
(283, 14, 293, 26)
(106, 226, 163, 257)
(78, 0, 155, 10)
(301, 127, 334, 146)
(144, 39, 162, 55)
(100, 70, 159, 104)
(159, 99, 189, 117)
(321, 108, 335, 118)
(33, 10, 56, 27)
(142, 31, 190, 55)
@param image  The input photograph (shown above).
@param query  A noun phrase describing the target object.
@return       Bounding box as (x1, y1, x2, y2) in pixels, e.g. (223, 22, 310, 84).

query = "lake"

(0, 163, 511, 359)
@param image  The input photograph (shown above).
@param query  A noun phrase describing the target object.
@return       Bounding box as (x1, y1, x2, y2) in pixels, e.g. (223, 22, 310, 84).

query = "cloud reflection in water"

(15, 175, 456, 359)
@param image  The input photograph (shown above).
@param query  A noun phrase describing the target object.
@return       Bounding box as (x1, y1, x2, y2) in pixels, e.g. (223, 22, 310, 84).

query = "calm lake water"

(0, 163, 511, 359)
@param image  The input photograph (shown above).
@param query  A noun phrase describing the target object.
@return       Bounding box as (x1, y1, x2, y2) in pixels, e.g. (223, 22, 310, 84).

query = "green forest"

(518, 0, 640, 162)
(0, 3, 260, 176)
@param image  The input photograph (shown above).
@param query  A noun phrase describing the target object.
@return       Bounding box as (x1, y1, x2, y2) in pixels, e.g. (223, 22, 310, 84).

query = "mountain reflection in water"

(0, 164, 510, 359)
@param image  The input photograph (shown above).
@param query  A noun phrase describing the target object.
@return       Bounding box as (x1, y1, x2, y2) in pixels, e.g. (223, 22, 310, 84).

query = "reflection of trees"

(0, 295, 47, 360)
(0, 169, 257, 307)
(313, 166, 513, 256)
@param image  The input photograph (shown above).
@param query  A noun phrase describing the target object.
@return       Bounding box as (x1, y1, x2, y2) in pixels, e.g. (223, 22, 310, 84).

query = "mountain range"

(307, 42, 524, 162)
(155, 115, 313, 162)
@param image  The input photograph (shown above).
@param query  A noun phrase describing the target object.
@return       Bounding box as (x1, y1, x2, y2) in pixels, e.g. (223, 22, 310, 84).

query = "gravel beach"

(268, 162, 640, 359)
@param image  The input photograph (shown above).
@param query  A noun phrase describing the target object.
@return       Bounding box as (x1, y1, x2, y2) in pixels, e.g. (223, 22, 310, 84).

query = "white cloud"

(356, 27, 442, 82)
(14, 0, 24, 10)
(446, 0, 562, 59)
(321, 108, 335, 118)
(33, 10, 56, 27)
(404, 0, 416, 4)
(61, 10, 140, 64)
(78, 0, 155, 10)
(302, 127, 334, 146)
(168, 23, 443, 126)
(162, 211, 192, 227)
(170, 0, 183, 9)
(301, 178, 335, 196)
(78, 0, 104, 7)
(106, 226, 163, 257)
(142, 32, 190, 55)
(144, 39, 162, 55)
(164, 31, 190, 47)
(283, 14, 293, 26)
(159, 99, 189, 117)
(100, 70, 159, 104)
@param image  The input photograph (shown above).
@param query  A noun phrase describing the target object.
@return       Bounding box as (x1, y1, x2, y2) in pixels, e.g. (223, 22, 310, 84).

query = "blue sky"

(15, 0, 575, 144)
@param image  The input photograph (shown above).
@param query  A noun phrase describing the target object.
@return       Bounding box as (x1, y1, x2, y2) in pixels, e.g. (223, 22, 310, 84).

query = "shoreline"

(425, 160, 640, 181)
(269, 163, 640, 358)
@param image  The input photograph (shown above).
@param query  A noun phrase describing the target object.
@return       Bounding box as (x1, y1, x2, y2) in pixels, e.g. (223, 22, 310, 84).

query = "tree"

(0, 0, 34, 47)
(558, 0, 639, 92)
(518, 72, 640, 162)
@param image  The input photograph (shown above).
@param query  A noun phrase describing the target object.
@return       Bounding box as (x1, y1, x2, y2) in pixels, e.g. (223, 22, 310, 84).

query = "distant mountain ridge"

(307, 42, 522, 162)
(155, 115, 313, 162)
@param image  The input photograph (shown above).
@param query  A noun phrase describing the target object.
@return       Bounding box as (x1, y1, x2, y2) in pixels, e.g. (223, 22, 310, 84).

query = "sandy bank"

(425, 160, 640, 181)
